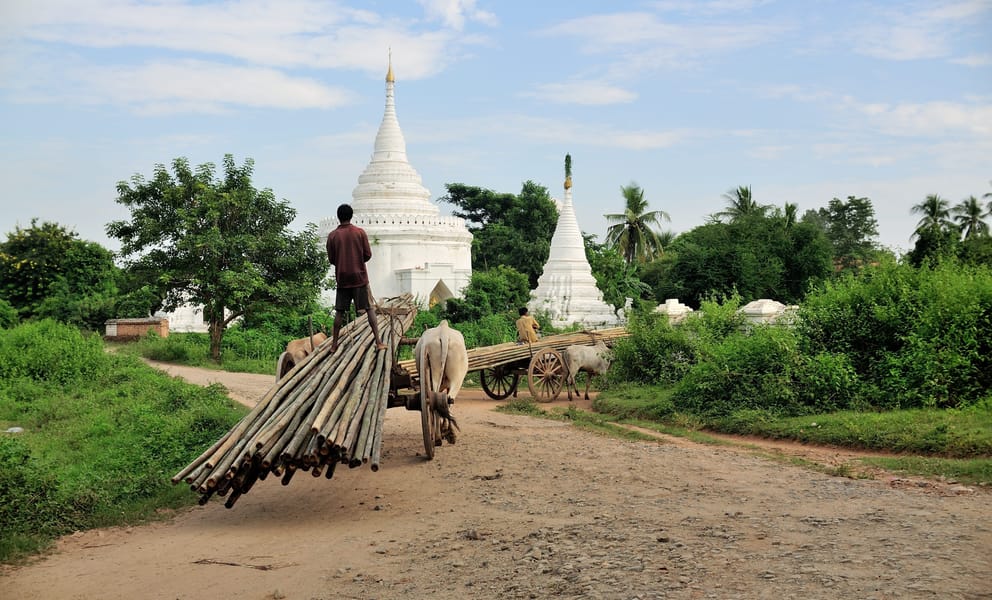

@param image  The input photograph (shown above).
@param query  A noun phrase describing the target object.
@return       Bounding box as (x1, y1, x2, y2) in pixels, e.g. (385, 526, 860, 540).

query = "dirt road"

(3, 363, 990, 599)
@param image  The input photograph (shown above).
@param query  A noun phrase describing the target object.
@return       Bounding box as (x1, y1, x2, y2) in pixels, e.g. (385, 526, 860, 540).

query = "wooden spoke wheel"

(275, 351, 295, 382)
(527, 349, 564, 402)
(480, 365, 519, 400)
(421, 389, 437, 460)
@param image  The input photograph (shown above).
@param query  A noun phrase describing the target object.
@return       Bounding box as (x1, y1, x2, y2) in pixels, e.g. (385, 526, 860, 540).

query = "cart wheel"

(421, 388, 436, 460)
(528, 349, 564, 402)
(275, 351, 294, 382)
(480, 366, 520, 400)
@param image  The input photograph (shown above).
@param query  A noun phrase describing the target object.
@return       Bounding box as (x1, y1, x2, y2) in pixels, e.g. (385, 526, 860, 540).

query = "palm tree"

(952, 195, 990, 240)
(604, 183, 670, 265)
(714, 185, 769, 222)
(911, 194, 953, 240)
(783, 202, 798, 228)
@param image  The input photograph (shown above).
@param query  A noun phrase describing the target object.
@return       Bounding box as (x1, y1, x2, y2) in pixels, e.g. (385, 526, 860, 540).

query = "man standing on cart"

(326, 203, 387, 353)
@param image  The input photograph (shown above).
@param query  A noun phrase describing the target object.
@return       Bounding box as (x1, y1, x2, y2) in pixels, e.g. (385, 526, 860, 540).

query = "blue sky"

(1, 0, 990, 255)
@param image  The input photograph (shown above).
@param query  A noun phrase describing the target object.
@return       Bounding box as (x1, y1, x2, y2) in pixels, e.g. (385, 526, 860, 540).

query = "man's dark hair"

(519, 307, 528, 316)
(337, 204, 354, 222)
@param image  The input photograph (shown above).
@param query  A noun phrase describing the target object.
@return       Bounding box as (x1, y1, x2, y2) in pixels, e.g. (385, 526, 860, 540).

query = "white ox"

(415, 320, 468, 445)
(276, 332, 328, 380)
(563, 341, 612, 401)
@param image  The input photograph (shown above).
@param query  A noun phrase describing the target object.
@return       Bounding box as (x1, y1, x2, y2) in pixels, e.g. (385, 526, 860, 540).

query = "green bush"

(0, 319, 107, 384)
(0, 298, 18, 329)
(673, 324, 806, 418)
(607, 294, 745, 387)
(452, 313, 516, 349)
(799, 260, 992, 408)
(607, 311, 697, 385)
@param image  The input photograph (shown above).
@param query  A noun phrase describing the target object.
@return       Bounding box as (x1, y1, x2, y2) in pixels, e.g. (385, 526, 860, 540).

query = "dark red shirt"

(326, 222, 372, 289)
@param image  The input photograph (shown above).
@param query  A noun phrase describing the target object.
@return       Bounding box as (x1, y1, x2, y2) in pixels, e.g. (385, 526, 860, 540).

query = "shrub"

(607, 294, 745, 387)
(0, 298, 18, 329)
(798, 260, 992, 408)
(607, 311, 697, 385)
(0, 320, 107, 385)
(672, 324, 806, 418)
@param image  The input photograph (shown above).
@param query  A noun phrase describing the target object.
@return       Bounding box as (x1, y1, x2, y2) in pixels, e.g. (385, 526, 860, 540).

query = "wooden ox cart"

(395, 327, 628, 403)
(171, 296, 626, 508)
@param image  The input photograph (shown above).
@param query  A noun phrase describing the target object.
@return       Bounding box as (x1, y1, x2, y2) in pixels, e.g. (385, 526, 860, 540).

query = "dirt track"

(2, 363, 990, 599)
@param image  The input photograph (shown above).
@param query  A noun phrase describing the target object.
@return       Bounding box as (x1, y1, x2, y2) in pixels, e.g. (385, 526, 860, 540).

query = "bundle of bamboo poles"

(397, 326, 628, 378)
(172, 294, 418, 509)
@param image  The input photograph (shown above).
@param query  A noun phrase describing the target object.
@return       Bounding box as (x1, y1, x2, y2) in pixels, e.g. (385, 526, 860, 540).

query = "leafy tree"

(808, 196, 880, 273)
(713, 185, 770, 223)
(653, 212, 831, 307)
(583, 233, 651, 311)
(959, 236, 992, 267)
(604, 183, 670, 265)
(441, 181, 557, 287)
(907, 227, 959, 267)
(441, 265, 530, 322)
(107, 155, 328, 361)
(0, 220, 119, 329)
(952, 195, 990, 240)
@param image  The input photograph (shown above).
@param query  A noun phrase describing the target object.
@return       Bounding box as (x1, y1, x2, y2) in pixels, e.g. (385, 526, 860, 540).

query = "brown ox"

(276, 332, 328, 380)
(415, 320, 467, 445)
(563, 341, 612, 401)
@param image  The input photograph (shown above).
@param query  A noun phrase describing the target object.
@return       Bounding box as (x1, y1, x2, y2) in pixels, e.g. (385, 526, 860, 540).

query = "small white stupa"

(319, 57, 472, 307)
(529, 155, 621, 328)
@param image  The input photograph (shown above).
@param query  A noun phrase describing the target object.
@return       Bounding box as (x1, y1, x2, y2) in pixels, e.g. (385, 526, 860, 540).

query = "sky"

(1, 0, 990, 256)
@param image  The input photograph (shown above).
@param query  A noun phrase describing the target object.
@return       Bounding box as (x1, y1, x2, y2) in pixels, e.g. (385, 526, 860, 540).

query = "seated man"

(515, 307, 540, 344)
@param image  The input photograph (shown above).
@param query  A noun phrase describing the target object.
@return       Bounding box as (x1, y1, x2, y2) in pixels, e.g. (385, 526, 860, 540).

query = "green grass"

(114, 332, 278, 375)
(586, 384, 992, 485)
(862, 456, 992, 486)
(1, 323, 246, 563)
(709, 404, 992, 457)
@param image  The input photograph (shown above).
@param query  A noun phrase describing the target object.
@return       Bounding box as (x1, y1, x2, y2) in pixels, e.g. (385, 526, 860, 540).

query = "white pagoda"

(529, 155, 621, 328)
(319, 59, 472, 308)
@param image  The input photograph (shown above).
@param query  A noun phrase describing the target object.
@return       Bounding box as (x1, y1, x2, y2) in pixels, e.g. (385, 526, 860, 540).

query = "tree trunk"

(208, 303, 223, 362)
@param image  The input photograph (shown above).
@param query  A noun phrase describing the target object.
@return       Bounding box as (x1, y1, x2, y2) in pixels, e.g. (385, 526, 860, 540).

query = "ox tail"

(432, 320, 459, 430)
(428, 320, 450, 396)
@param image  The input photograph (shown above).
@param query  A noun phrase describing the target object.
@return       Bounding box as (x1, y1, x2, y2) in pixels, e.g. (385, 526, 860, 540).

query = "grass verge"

(1, 323, 245, 563)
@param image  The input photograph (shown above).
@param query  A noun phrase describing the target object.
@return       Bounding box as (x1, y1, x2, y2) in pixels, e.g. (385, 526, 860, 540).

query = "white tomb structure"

(739, 298, 799, 325)
(529, 159, 622, 328)
(654, 298, 694, 324)
(318, 61, 472, 308)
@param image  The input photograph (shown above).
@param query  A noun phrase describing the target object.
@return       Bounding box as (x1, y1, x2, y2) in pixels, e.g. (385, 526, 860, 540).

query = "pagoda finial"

(386, 48, 394, 83)
(564, 153, 572, 189)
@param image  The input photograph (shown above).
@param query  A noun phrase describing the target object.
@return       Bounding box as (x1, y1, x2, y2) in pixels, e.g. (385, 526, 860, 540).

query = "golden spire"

(386, 48, 394, 83)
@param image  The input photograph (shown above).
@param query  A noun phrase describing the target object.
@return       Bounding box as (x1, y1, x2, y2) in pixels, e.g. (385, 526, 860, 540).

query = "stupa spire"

(529, 154, 621, 328)
(350, 55, 436, 216)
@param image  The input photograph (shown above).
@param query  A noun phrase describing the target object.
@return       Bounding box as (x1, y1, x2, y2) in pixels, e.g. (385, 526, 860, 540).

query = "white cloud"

(951, 53, 992, 66)
(542, 12, 783, 55)
(410, 113, 686, 150)
(648, 0, 775, 16)
(851, 0, 992, 61)
(79, 60, 356, 114)
(417, 0, 498, 30)
(539, 11, 789, 79)
(3, 0, 482, 79)
(521, 80, 637, 105)
(845, 98, 992, 137)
